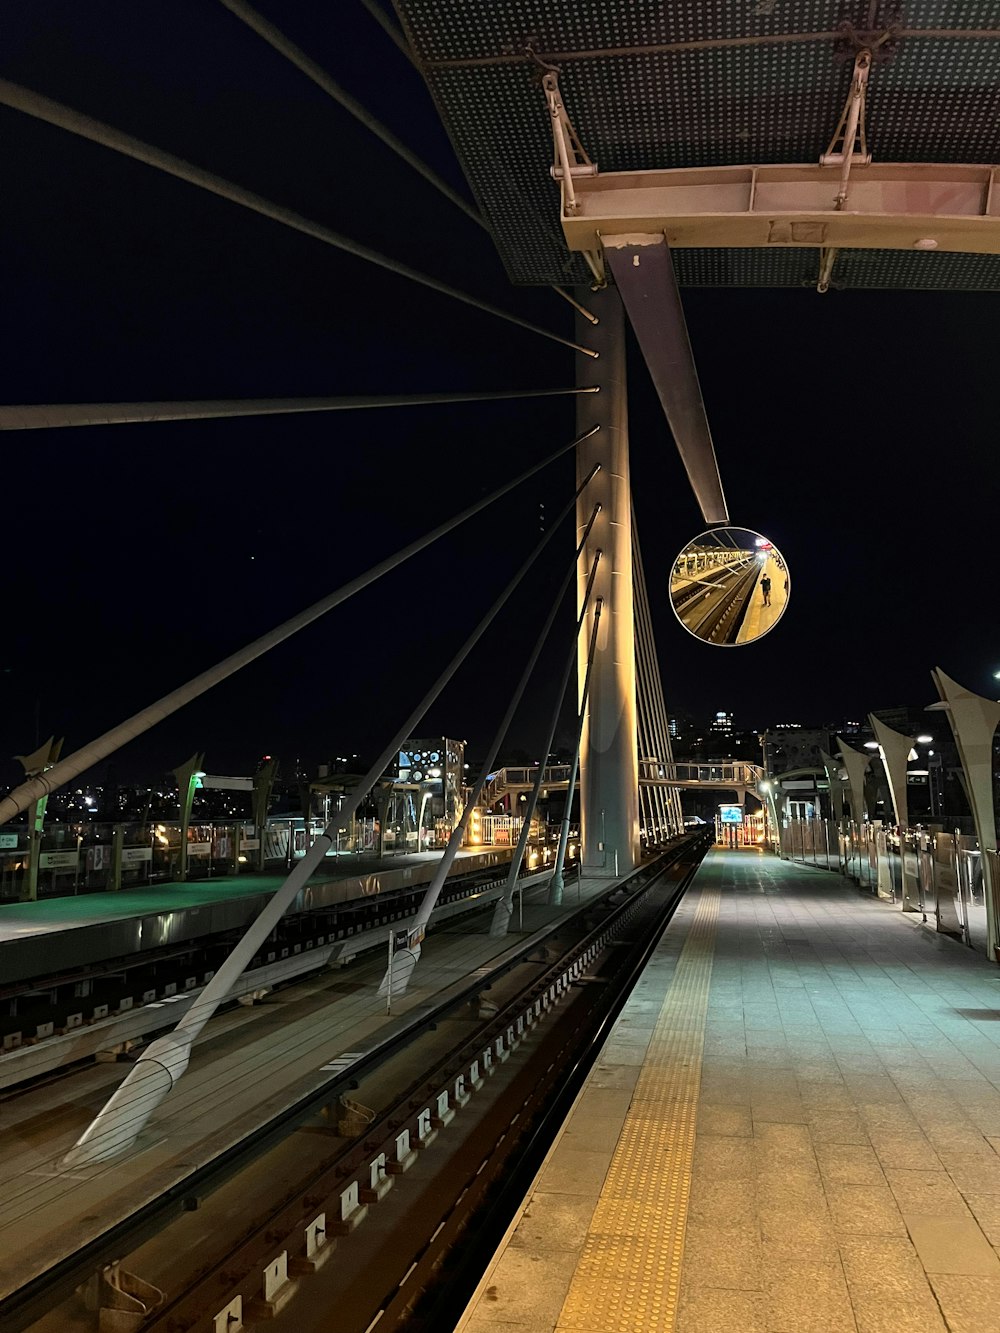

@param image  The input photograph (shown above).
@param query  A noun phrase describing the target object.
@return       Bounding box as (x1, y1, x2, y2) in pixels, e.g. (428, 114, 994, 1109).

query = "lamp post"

(171, 752, 205, 883)
(14, 736, 63, 901)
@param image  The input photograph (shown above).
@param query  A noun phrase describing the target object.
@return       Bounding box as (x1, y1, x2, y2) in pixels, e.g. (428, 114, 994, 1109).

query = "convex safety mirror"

(669, 526, 789, 646)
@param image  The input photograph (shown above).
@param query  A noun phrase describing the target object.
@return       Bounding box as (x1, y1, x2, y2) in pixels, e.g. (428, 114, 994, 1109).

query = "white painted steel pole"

(63, 464, 596, 1165)
(491, 559, 602, 937)
(549, 600, 602, 903)
(375, 502, 602, 998)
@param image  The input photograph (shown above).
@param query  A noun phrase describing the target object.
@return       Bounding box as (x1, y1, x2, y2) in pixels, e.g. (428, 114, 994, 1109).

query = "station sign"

(0, 833, 18, 849)
(719, 805, 743, 825)
(121, 846, 153, 865)
(39, 851, 78, 870)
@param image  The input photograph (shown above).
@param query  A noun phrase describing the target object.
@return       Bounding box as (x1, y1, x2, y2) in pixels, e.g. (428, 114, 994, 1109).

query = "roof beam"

(604, 235, 728, 526)
(560, 162, 1000, 256)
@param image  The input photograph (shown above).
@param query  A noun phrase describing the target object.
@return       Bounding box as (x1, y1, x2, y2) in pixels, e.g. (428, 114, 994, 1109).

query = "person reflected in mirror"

(761, 574, 772, 607)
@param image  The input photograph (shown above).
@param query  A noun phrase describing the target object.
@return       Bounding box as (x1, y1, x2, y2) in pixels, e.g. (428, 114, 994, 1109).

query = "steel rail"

(139, 842, 696, 1332)
(0, 842, 695, 1331)
(382, 833, 712, 1330)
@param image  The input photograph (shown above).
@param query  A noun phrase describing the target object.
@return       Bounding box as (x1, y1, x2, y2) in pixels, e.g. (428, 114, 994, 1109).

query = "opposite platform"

(459, 847, 1000, 1333)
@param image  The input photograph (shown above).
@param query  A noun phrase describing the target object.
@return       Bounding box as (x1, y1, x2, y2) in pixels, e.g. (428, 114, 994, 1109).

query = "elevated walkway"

(460, 849, 1000, 1333)
(481, 761, 763, 808)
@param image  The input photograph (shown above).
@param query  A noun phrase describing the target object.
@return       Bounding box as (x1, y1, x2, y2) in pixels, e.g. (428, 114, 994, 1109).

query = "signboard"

(240, 837, 260, 851)
(212, 835, 232, 860)
(0, 833, 17, 849)
(122, 846, 152, 865)
(188, 841, 211, 857)
(40, 851, 78, 870)
(719, 805, 743, 825)
(86, 845, 111, 873)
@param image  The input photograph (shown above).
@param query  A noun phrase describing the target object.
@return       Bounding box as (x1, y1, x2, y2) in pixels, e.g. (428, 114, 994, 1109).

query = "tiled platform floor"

(459, 849, 1000, 1333)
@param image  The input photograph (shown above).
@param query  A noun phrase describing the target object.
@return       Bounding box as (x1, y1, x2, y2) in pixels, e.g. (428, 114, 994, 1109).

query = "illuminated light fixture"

(916, 734, 933, 744)
(238, 854, 248, 863)
(864, 741, 880, 750)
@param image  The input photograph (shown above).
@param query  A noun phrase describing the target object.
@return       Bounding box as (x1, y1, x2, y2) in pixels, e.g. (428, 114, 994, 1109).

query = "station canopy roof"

(393, 1, 1000, 289)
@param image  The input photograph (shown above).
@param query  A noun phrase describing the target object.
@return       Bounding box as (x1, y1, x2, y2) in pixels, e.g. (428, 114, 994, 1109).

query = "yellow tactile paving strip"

(557, 889, 721, 1333)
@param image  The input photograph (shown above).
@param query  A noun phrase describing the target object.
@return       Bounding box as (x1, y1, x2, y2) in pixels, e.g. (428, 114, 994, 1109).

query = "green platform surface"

(0, 850, 478, 939)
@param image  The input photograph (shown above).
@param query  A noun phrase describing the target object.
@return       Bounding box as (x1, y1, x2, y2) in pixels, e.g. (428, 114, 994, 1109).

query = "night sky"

(2, 2, 996, 792)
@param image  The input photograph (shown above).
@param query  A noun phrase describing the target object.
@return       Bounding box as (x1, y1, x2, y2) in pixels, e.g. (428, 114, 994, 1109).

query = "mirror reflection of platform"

(669, 526, 789, 646)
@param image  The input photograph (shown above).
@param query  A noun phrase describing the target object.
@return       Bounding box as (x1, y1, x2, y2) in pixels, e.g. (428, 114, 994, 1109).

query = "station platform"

(737, 553, 788, 644)
(459, 848, 1000, 1333)
(0, 871, 606, 1307)
(0, 847, 513, 984)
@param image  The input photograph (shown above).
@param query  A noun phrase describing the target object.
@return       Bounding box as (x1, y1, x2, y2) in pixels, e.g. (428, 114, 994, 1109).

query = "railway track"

(2, 838, 708, 1332)
(4, 835, 709, 1333)
(676, 559, 760, 644)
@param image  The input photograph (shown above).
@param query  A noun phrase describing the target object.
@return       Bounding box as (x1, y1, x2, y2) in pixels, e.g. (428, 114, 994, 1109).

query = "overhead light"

(863, 741, 879, 750)
(916, 734, 933, 744)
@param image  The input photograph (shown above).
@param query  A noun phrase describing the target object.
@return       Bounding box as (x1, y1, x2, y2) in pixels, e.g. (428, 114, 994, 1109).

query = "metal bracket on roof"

(816, 47, 874, 292)
(538, 64, 605, 285)
(821, 48, 873, 209)
(541, 69, 597, 215)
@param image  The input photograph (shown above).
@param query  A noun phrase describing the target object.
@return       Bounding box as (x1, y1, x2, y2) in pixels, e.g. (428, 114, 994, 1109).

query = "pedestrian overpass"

(482, 760, 764, 810)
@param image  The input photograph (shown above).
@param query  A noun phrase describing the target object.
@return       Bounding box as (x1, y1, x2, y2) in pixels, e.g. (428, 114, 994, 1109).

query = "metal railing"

(779, 817, 988, 954)
(479, 759, 764, 810)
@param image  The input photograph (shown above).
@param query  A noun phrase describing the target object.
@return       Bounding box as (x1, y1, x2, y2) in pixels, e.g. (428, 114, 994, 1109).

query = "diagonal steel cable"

(0, 426, 599, 824)
(0, 78, 599, 359)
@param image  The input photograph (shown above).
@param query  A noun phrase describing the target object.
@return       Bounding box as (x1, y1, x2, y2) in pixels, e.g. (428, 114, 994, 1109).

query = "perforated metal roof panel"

(393, 1, 1000, 288)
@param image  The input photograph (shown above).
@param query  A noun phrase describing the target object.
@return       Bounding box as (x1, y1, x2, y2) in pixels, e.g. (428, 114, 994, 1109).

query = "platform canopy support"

(930, 669, 1000, 960)
(603, 237, 728, 526)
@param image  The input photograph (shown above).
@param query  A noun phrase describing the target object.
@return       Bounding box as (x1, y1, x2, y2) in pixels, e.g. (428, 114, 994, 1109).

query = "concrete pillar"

(576, 291, 639, 875)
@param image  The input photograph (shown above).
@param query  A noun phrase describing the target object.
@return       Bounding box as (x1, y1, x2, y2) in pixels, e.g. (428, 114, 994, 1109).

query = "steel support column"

(576, 291, 639, 876)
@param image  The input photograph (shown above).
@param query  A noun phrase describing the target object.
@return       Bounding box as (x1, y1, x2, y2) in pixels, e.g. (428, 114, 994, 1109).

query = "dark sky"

(2, 2, 996, 790)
